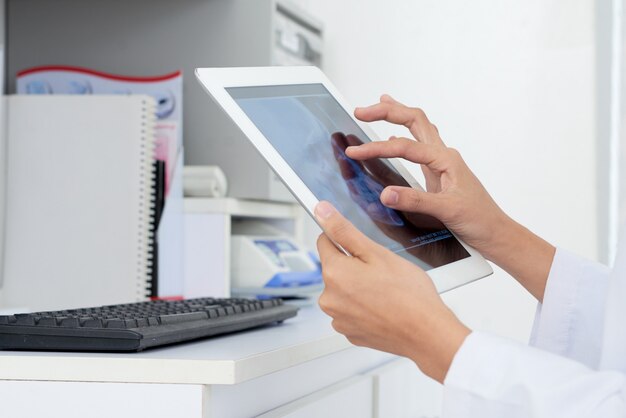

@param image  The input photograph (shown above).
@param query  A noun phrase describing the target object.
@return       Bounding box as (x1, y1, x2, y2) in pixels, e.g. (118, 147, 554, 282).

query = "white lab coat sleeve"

(443, 332, 626, 418)
(529, 248, 610, 367)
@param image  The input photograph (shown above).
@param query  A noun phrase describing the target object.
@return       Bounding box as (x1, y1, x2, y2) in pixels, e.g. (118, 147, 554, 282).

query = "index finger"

(331, 132, 361, 180)
(354, 98, 443, 145)
(346, 137, 449, 174)
(344, 134, 406, 186)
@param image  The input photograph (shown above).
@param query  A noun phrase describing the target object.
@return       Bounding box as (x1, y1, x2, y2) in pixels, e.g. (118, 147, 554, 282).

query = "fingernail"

(315, 201, 336, 220)
(383, 189, 399, 205)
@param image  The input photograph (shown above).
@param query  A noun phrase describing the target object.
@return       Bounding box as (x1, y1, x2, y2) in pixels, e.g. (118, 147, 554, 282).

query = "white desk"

(0, 307, 352, 385)
(0, 306, 442, 418)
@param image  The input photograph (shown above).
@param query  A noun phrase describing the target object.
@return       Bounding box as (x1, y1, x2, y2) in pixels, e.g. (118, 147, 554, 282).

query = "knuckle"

(347, 336, 363, 347)
(321, 263, 337, 284)
(318, 292, 333, 313)
(331, 319, 343, 333)
(446, 147, 462, 161)
(406, 190, 424, 209)
(410, 107, 428, 124)
(412, 107, 426, 118)
(390, 137, 413, 154)
(331, 320, 352, 337)
(329, 221, 351, 243)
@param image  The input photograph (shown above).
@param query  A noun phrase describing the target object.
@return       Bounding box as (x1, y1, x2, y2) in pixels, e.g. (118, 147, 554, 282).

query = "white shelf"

(0, 306, 357, 385)
(184, 197, 301, 219)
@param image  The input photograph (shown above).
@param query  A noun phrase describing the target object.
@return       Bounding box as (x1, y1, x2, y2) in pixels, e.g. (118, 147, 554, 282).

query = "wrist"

(480, 211, 521, 264)
(407, 309, 471, 384)
(484, 217, 556, 301)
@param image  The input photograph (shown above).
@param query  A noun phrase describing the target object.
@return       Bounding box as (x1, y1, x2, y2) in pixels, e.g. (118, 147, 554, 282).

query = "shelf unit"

(1, 0, 323, 299)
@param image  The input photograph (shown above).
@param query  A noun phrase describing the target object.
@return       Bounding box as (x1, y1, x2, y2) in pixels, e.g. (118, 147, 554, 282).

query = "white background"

(294, 0, 599, 342)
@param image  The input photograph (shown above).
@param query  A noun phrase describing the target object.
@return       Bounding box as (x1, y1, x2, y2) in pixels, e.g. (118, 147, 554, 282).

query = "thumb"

(380, 186, 449, 220)
(314, 201, 377, 260)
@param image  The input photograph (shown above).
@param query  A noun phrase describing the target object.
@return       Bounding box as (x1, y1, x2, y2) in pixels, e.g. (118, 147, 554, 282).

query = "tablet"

(195, 66, 492, 292)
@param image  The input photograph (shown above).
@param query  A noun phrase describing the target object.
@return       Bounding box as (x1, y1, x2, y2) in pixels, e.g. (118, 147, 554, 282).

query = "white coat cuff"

(443, 331, 626, 417)
(530, 247, 609, 366)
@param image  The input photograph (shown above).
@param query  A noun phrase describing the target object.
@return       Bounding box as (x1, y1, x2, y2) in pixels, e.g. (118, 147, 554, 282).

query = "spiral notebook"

(1, 95, 156, 312)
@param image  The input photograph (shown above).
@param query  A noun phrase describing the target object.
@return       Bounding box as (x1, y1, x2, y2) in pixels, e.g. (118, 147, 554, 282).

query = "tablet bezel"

(195, 66, 493, 292)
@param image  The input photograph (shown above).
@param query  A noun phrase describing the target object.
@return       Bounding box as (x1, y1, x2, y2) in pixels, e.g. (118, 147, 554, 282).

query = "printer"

(230, 221, 322, 296)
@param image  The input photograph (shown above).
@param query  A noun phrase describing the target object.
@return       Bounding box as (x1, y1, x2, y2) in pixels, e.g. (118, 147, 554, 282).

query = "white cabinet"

(256, 357, 445, 418)
(259, 377, 374, 418)
(0, 381, 205, 418)
(369, 358, 443, 418)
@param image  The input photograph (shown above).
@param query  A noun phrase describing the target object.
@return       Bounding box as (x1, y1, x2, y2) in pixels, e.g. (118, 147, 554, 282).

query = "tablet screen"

(227, 83, 470, 270)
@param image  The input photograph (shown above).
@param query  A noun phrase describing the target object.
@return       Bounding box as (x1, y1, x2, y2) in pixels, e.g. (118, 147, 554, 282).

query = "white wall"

(295, 0, 598, 342)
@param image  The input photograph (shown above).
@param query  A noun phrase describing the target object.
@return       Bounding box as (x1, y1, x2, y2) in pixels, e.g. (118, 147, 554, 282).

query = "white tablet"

(195, 66, 492, 292)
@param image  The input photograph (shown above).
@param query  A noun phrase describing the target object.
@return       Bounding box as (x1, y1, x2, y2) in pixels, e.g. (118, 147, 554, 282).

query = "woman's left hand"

(315, 201, 471, 383)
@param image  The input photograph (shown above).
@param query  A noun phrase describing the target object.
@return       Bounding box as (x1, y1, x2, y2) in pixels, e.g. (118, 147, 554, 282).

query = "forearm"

(483, 216, 556, 302)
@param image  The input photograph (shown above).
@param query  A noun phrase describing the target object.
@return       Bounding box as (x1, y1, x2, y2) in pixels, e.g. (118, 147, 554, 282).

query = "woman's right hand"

(347, 95, 555, 301)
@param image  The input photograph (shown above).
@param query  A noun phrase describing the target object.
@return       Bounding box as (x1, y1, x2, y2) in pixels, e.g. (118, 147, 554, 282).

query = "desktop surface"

(0, 306, 354, 385)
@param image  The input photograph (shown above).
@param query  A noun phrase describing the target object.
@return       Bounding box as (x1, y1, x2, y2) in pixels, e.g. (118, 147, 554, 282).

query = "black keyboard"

(0, 297, 298, 352)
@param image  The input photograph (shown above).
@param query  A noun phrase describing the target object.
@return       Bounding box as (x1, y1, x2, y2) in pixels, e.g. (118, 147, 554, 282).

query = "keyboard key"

(159, 312, 208, 324)
(37, 317, 56, 327)
(105, 319, 126, 329)
(15, 314, 35, 326)
(124, 319, 138, 328)
(60, 318, 80, 328)
(82, 318, 103, 328)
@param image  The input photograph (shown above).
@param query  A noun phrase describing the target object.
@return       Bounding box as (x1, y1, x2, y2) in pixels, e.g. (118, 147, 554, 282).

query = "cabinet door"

(258, 376, 373, 418)
(0, 380, 205, 418)
(370, 358, 443, 418)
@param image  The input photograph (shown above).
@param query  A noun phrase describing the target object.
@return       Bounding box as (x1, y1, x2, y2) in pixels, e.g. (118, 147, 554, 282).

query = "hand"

(349, 95, 508, 259)
(315, 201, 471, 383)
(348, 95, 555, 301)
(329, 131, 468, 269)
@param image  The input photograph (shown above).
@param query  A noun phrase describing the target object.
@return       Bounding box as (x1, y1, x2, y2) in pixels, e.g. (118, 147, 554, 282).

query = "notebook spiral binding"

(137, 97, 158, 301)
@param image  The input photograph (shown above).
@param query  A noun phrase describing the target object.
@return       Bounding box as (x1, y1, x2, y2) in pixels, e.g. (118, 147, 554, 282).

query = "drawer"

(368, 358, 443, 418)
(258, 375, 373, 418)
